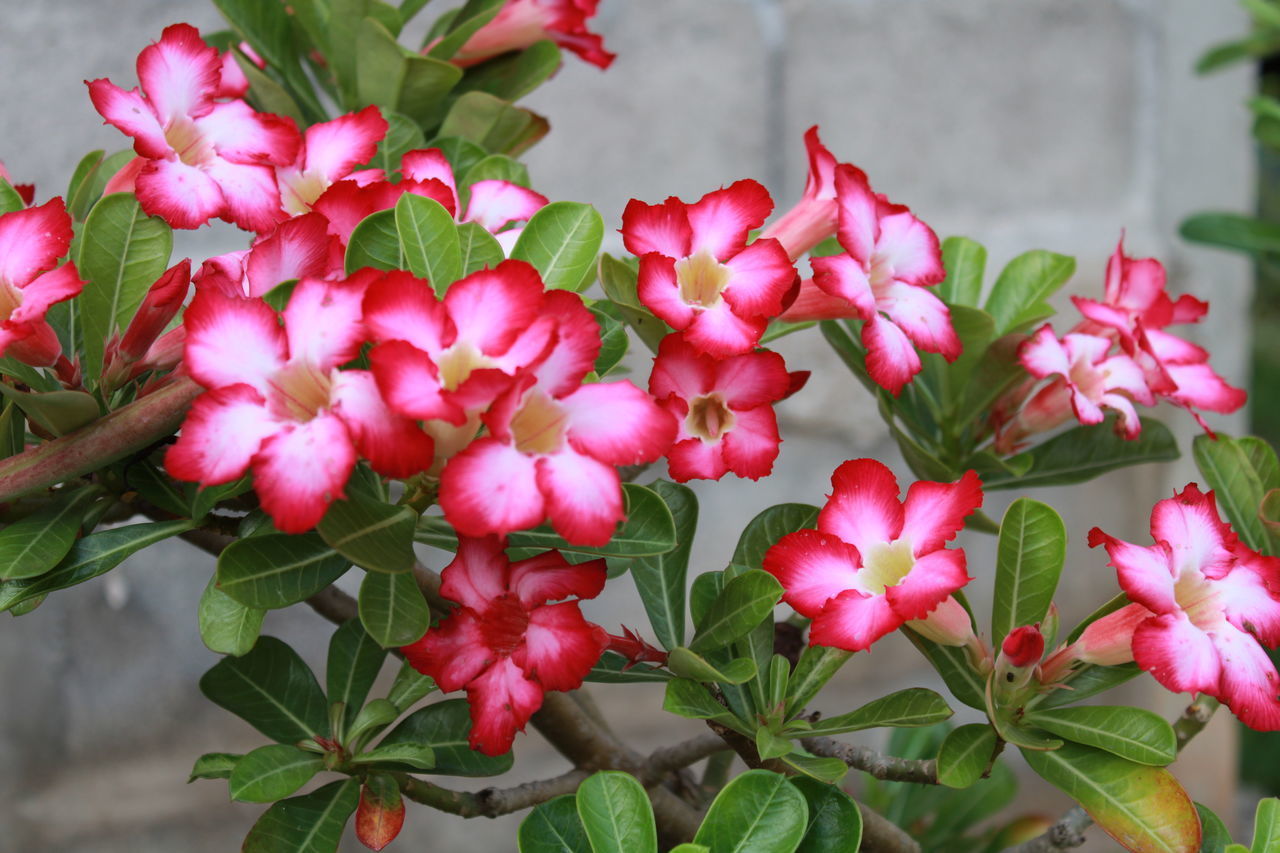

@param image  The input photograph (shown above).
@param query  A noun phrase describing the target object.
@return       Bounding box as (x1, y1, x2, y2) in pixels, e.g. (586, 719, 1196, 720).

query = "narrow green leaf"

(356, 18, 461, 125)
(992, 498, 1066, 647)
(326, 619, 387, 731)
(317, 495, 416, 573)
(394, 192, 462, 293)
(217, 533, 351, 609)
(1251, 797, 1280, 853)
(1024, 706, 1176, 766)
(693, 769, 809, 853)
(426, 0, 504, 59)
(242, 778, 360, 853)
(786, 646, 853, 716)
(346, 698, 400, 748)
(1196, 802, 1232, 853)
(200, 636, 330, 743)
(346, 209, 403, 274)
(585, 651, 672, 683)
(233, 47, 305, 125)
(386, 660, 437, 712)
(380, 698, 514, 775)
(511, 201, 604, 292)
(0, 385, 100, 437)
(214, 0, 327, 121)
(791, 776, 862, 853)
(358, 570, 431, 647)
(902, 627, 987, 711)
(576, 772, 657, 853)
(370, 109, 427, 174)
(519, 795, 591, 853)
(777, 752, 849, 784)
(453, 39, 562, 102)
(229, 744, 324, 803)
(67, 149, 135, 221)
(805, 688, 953, 736)
(936, 724, 998, 788)
(199, 575, 265, 657)
(1036, 662, 1143, 710)
(353, 742, 435, 770)
(666, 647, 756, 685)
(663, 678, 745, 728)
(630, 480, 695, 650)
(983, 250, 1075, 336)
(188, 752, 243, 782)
(0, 485, 99, 580)
(1180, 212, 1280, 256)
(755, 728, 793, 761)
(939, 236, 987, 307)
(689, 570, 782, 654)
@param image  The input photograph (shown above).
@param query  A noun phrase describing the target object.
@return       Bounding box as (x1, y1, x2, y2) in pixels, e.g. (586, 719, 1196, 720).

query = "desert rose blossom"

(445, 0, 615, 69)
(622, 180, 796, 357)
(276, 106, 388, 215)
(764, 458, 983, 652)
(193, 213, 345, 298)
(1047, 485, 1280, 730)
(0, 198, 85, 367)
(166, 276, 433, 532)
(401, 535, 609, 755)
(759, 126, 839, 261)
(87, 23, 300, 232)
(648, 333, 806, 482)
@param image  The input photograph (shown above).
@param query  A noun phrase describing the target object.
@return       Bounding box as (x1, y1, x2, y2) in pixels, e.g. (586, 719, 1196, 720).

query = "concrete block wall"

(0, 1, 1255, 849)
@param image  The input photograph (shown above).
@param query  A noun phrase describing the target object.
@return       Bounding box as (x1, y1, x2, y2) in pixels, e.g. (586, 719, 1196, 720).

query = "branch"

(800, 737, 939, 785)
(1003, 695, 1221, 853)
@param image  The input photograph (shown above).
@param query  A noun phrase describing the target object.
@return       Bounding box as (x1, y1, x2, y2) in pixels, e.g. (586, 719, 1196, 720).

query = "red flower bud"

(356, 773, 405, 851)
(1001, 625, 1045, 667)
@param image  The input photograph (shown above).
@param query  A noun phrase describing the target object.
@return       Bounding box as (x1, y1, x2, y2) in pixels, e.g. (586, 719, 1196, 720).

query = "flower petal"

(764, 528, 862, 617)
(182, 289, 287, 393)
(878, 281, 959, 359)
(85, 81, 170, 160)
(683, 300, 767, 358)
(562, 380, 675, 466)
(402, 608, 492, 692)
(818, 458, 905, 555)
(251, 413, 356, 534)
(666, 437, 728, 482)
(466, 656, 543, 756)
(134, 159, 225, 230)
(465, 180, 548, 232)
(687, 180, 774, 262)
(621, 197, 691, 258)
(720, 406, 781, 480)
(636, 253, 695, 330)
(445, 260, 547, 356)
(1131, 611, 1221, 695)
(712, 349, 791, 409)
(721, 238, 795, 318)
(439, 535, 510, 611)
(198, 100, 300, 166)
(1211, 625, 1280, 731)
(517, 601, 608, 691)
(368, 340, 461, 423)
(509, 553, 607, 608)
(875, 209, 945, 286)
(283, 277, 367, 370)
(862, 313, 922, 396)
(165, 384, 277, 485)
(1149, 484, 1234, 576)
(1088, 527, 1178, 614)
(440, 438, 545, 538)
(649, 333, 715, 401)
(885, 548, 970, 621)
(303, 105, 386, 181)
(0, 199, 74, 290)
(245, 213, 344, 297)
(810, 253, 876, 319)
(810, 588, 902, 653)
(535, 450, 624, 547)
(899, 470, 983, 555)
(330, 369, 434, 478)
(832, 164, 879, 265)
(201, 158, 286, 233)
(137, 23, 221, 121)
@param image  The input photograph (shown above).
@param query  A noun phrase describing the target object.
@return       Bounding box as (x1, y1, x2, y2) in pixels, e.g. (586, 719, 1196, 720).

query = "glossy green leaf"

(936, 724, 998, 788)
(689, 570, 782, 654)
(502, 484, 677, 559)
(233, 47, 305, 125)
(199, 575, 265, 657)
(352, 741, 436, 770)
(438, 91, 549, 157)
(730, 503, 820, 573)
(0, 179, 23, 215)
(213, 0, 326, 122)
(938, 236, 987, 307)
(519, 795, 591, 853)
(1250, 797, 1280, 853)
(1193, 434, 1272, 552)
(669, 846, 711, 853)
(458, 221, 505, 275)
(326, 619, 387, 731)
(229, 744, 324, 803)
(576, 772, 657, 853)
(454, 39, 561, 102)
(694, 769, 809, 853)
(983, 249, 1075, 336)
(346, 698, 400, 749)
(662, 678, 746, 730)
(805, 688, 953, 737)
(1024, 706, 1176, 766)
(785, 645, 853, 716)
(426, 0, 505, 59)
(1196, 803, 1232, 853)
(380, 698, 513, 775)
(791, 776, 862, 853)
(0, 385, 99, 437)
(346, 209, 402, 273)
(630, 480, 695, 650)
(0, 519, 194, 613)
(991, 498, 1066, 647)
(1180, 212, 1280, 256)
(386, 660, 437, 712)
(188, 752, 242, 782)
(511, 201, 603, 291)
(242, 778, 360, 853)
(358, 569, 431, 647)
(1036, 662, 1143, 710)
(217, 533, 350, 609)
(317, 495, 416, 573)
(902, 627, 986, 711)
(200, 636, 329, 743)
(755, 728, 793, 760)
(0, 485, 99, 580)
(1021, 741, 1202, 853)
(356, 18, 461, 125)
(777, 753, 849, 784)
(591, 304, 628, 376)
(985, 416, 1179, 490)
(77, 193, 172, 379)
(395, 187, 462, 293)
(666, 648, 756, 685)
(67, 149, 135, 221)
(460, 153, 529, 188)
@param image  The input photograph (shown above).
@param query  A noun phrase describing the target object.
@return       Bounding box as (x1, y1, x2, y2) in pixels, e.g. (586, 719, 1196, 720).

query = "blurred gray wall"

(0, 0, 1255, 849)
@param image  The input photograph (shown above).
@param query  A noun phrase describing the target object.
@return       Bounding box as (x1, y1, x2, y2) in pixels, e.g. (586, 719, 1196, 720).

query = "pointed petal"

(251, 413, 356, 533)
(720, 406, 781, 480)
(810, 588, 902, 652)
(85, 80, 170, 159)
(517, 601, 608, 691)
(1218, 551, 1280, 646)
(1149, 484, 1234, 575)
(400, 148, 459, 201)
(283, 277, 367, 370)
(245, 213, 344, 296)
(330, 369, 434, 478)
(465, 180, 548, 232)
(528, 290, 601, 397)
(439, 535, 510, 611)
(1210, 625, 1280, 730)
(832, 164, 879, 265)
(1088, 527, 1178, 614)
(466, 656, 543, 756)
(134, 159, 224, 230)
(899, 470, 984, 555)
(1131, 612, 1221, 695)
(198, 100, 301, 166)
(535, 450, 624, 547)
(303, 105, 387, 181)
(878, 281, 960, 359)
(1164, 363, 1248, 414)
(621, 197, 691, 258)
(818, 458, 904, 554)
(137, 23, 221, 121)
(9, 264, 85, 325)
(810, 253, 876, 319)
(764, 528, 861, 617)
(687, 180, 774, 262)
(1020, 325, 1072, 378)
(875, 210, 945, 286)
(182, 289, 286, 393)
(721, 238, 796, 318)
(885, 549, 970, 621)
(862, 314, 922, 396)
(440, 438, 545, 538)
(562, 381, 675, 466)
(165, 384, 277, 485)
(402, 608, 492, 692)
(510, 553, 607, 608)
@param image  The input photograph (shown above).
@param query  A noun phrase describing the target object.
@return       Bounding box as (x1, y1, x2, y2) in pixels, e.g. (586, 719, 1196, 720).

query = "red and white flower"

(194, 212, 345, 298)
(401, 535, 609, 755)
(447, 0, 615, 70)
(760, 126, 839, 261)
(764, 459, 982, 652)
(87, 24, 300, 232)
(0, 198, 85, 366)
(166, 275, 433, 532)
(648, 333, 805, 482)
(622, 180, 796, 357)
(276, 106, 388, 215)
(791, 165, 958, 395)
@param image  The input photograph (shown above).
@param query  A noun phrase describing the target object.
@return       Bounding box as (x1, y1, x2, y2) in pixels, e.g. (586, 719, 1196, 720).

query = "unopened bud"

(1001, 625, 1045, 668)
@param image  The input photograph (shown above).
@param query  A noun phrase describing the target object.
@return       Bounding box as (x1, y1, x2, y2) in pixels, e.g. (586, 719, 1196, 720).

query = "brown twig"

(800, 737, 939, 785)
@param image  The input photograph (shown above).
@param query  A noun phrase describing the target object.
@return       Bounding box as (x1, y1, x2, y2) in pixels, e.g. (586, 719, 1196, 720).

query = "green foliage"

(520, 795, 591, 853)
(936, 724, 998, 789)
(217, 533, 351, 609)
(0, 485, 100, 580)
(199, 576, 265, 657)
(317, 495, 417, 573)
(200, 636, 330, 744)
(511, 202, 605, 292)
(1022, 706, 1176, 766)
(241, 778, 360, 853)
(380, 699, 513, 775)
(326, 619, 387, 731)
(630, 480, 696, 650)
(688, 570, 783, 655)
(693, 771, 809, 853)
(802, 688, 953, 737)
(991, 498, 1066, 647)
(229, 744, 325, 803)
(576, 772, 657, 853)
(358, 569, 432, 647)
(395, 192, 462, 293)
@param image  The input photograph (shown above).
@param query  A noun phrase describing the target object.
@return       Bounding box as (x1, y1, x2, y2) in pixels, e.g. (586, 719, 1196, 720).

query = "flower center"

(510, 390, 567, 455)
(480, 594, 530, 656)
(0, 281, 22, 322)
(165, 117, 215, 167)
(436, 341, 496, 392)
(267, 360, 334, 422)
(686, 393, 735, 441)
(1174, 564, 1226, 630)
(858, 538, 916, 595)
(868, 253, 893, 290)
(675, 250, 731, 308)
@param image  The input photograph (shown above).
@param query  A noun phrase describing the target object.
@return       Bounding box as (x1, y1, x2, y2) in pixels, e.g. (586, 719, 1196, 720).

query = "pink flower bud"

(1001, 625, 1045, 667)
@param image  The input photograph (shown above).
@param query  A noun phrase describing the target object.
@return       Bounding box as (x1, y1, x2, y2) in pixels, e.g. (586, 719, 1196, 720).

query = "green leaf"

(755, 728, 793, 761)
(805, 688, 952, 737)
(199, 575, 265, 657)
(1250, 797, 1280, 853)
(666, 648, 756, 685)
(693, 769, 809, 853)
(242, 778, 360, 853)
(519, 795, 591, 853)
(935, 723, 998, 789)
(511, 201, 604, 291)
(214, 0, 326, 122)
(662, 678, 746, 729)
(438, 91, 550, 157)
(689, 570, 782, 655)
(0, 178, 24, 214)
(983, 249, 1075, 336)
(499, 484, 677, 559)
(386, 660, 436, 712)
(1036, 662, 1143, 710)
(454, 40, 562, 102)
(229, 744, 325, 803)
(370, 110, 427, 174)
(1196, 802, 1232, 853)
(217, 533, 351, 609)
(352, 742, 435, 770)
(0, 386, 100, 437)
(1180, 212, 1280, 256)
(77, 193, 172, 380)
(426, 0, 504, 59)
(346, 698, 400, 748)
(938, 236, 987, 307)
(585, 650, 672, 683)
(0, 485, 99, 580)
(233, 47, 305, 125)
(458, 221, 506, 275)
(786, 645, 853, 716)
(777, 753, 849, 784)
(730, 503, 820, 573)
(358, 569, 431, 647)
(669, 846, 711, 853)
(394, 192, 462, 293)
(317, 495, 416, 573)
(200, 635, 328, 743)
(356, 18, 461, 125)
(461, 153, 530, 188)
(188, 752, 243, 782)
(346, 209, 403, 274)
(986, 416, 1179, 490)
(902, 627, 987, 711)
(1023, 706, 1176, 766)
(575, 772, 657, 853)
(791, 776, 862, 853)
(0, 519, 194, 613)
(1021, 741, 1201, 853)
(591, 304, 629, 377)
(326, 619, 387, 731)
(991, 498, 1066, 648)
(1193, 433, 1271, 552)
(67, 149, 134, 221)
(380, 698, 513, 775)
(630, 480, 695, 650)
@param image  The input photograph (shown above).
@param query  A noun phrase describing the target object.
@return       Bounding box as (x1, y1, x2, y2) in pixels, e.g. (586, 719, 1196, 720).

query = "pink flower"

(87, 24, 300, 232)
(194, 213, 345, 298)
(759, 126, 839, 261)
(796, 165, 959, 395)
(648, 333, 805, 482)
(438, 288, 676, 545)
(764, 459, 982, 652)
(0, 198, 85, 366)
(1076, 485, 1280, 730)
(276, 106, 388, 215)
(994, 327, 1155, 453)
(448, 0, 615, 70)
(401, 535, 609, 755)
(166, 275, 433, 532)
(622, 180, 796, 357)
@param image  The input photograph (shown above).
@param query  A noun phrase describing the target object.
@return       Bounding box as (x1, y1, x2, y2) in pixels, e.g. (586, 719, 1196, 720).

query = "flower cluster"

(994, 238, 1246, 451)
(0, 198, 85, 368)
